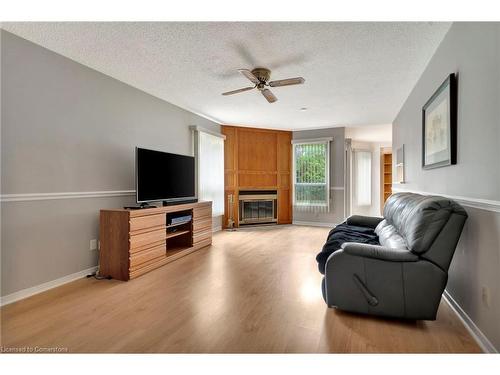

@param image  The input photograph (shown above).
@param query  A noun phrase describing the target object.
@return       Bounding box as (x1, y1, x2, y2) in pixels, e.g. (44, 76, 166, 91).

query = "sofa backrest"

(382, 192, 468, 270)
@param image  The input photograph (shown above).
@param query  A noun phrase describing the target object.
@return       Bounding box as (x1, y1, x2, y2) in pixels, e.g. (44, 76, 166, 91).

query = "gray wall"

(1, 30, 220, 297)
(393, 22, 500, 351)
(292, 127, 345, 224)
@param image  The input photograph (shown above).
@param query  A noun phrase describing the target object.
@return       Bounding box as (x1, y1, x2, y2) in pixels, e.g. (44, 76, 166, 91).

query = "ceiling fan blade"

(238, 69, 260, 85)
(222, 86, 255, 96)
(268, 77, 305, 87)
(261, 89, 278, 103)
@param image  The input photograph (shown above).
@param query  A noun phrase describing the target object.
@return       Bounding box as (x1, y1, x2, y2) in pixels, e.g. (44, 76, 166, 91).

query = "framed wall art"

(422, 73, 457, 169)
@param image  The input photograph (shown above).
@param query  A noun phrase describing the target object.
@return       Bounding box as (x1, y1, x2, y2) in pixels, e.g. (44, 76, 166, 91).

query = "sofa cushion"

(383, 193, 467, 254)
(375, 219, 408, 249)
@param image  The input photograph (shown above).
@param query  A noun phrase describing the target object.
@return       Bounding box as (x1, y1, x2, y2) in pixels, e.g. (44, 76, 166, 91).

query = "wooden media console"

(99, 201, 212, 280)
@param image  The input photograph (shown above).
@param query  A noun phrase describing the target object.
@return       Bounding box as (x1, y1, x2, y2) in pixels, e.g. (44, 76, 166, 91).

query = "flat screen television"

(136, 147, 196, 205)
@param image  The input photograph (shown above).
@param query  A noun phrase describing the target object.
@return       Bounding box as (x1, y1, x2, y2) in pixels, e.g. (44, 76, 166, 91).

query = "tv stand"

(99, 201, 212, 280)
(162, 198, 198, 206)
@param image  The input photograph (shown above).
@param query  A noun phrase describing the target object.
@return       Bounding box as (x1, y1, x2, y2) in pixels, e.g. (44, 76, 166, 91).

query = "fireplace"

(238, 190, 278, 225)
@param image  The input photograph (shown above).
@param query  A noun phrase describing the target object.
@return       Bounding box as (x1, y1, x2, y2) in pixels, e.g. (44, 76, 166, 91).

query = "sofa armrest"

(323, 247, 444, 319)
(346, 215, 384, 229)
(341, 242, 418, 262)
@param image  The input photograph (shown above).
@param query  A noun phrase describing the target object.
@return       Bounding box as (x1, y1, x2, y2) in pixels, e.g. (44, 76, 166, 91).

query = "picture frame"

(422, 73, 457, 169)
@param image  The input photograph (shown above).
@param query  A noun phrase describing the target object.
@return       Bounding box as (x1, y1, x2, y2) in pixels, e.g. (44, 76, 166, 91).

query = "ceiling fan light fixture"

(222, 67, 305, 104)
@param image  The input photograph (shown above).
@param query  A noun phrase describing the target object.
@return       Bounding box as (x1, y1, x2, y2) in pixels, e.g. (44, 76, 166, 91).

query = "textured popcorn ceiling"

(2, 22, 451, 130)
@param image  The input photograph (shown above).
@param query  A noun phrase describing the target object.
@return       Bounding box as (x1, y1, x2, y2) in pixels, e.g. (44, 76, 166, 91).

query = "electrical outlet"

(90, 239, 97, 251)
(481, 286, 491, 308)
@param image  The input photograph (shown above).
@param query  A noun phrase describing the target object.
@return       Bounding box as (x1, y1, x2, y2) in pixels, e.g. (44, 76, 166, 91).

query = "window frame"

(291, 138, 332, 209)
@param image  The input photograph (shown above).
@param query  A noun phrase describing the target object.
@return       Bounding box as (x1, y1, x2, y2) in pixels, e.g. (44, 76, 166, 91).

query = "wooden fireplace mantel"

(221, 125, 292, 228)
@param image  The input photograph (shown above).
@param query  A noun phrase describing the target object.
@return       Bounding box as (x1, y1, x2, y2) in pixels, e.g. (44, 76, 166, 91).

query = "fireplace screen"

(239, 192, 278, 224)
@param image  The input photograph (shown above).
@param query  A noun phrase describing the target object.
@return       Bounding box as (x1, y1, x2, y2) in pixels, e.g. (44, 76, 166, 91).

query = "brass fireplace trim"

(238, 191, 278, 225)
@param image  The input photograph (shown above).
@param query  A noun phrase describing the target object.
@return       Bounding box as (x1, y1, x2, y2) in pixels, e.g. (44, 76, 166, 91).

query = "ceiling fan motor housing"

(251, 68, 271, 83)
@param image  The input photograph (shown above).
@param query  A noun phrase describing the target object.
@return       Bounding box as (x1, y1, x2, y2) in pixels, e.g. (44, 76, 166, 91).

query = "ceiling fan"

(222, 68, 305, 103)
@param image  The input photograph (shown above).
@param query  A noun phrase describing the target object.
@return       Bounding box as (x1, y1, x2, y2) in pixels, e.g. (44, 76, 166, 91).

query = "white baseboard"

(292, 220, 335, 228)
(0, 266, 98, 307)
(443, 290, 498, 353)
(212, 226, 222, 233)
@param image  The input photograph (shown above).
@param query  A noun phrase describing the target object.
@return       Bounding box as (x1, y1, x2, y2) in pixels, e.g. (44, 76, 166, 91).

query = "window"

(353, 150, 372, 206)
(292, 139, 331, 210)
(193, 128, 225, 216)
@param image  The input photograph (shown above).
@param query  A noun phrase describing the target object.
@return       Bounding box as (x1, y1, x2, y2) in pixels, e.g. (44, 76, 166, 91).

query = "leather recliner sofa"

(319, 192, 468, 320)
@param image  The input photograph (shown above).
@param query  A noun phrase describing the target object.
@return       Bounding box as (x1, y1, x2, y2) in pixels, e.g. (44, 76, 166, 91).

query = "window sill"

(293, 203, 328, 208)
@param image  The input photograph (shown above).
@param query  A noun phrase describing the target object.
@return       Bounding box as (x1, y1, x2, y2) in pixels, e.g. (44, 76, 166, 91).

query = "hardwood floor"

(0, 225, 481, 353)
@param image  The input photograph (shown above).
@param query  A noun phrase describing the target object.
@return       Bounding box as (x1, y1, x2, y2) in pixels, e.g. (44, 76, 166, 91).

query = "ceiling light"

(300, 107, 308, 111)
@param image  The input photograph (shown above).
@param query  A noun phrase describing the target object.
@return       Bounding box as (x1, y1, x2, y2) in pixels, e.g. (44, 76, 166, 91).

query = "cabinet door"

(129, 214, 165, 232)
(130, 229, 166, 252)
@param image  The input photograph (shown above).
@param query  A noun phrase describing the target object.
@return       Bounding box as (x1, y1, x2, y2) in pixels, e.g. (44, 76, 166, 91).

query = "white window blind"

(196, 130, 224, 216)
(353, 150, 372, 206)
(292, 140, 330, 211)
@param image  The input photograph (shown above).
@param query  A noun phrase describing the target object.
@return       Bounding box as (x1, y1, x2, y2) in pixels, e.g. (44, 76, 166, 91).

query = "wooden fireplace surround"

(221, 125, 292, 228)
